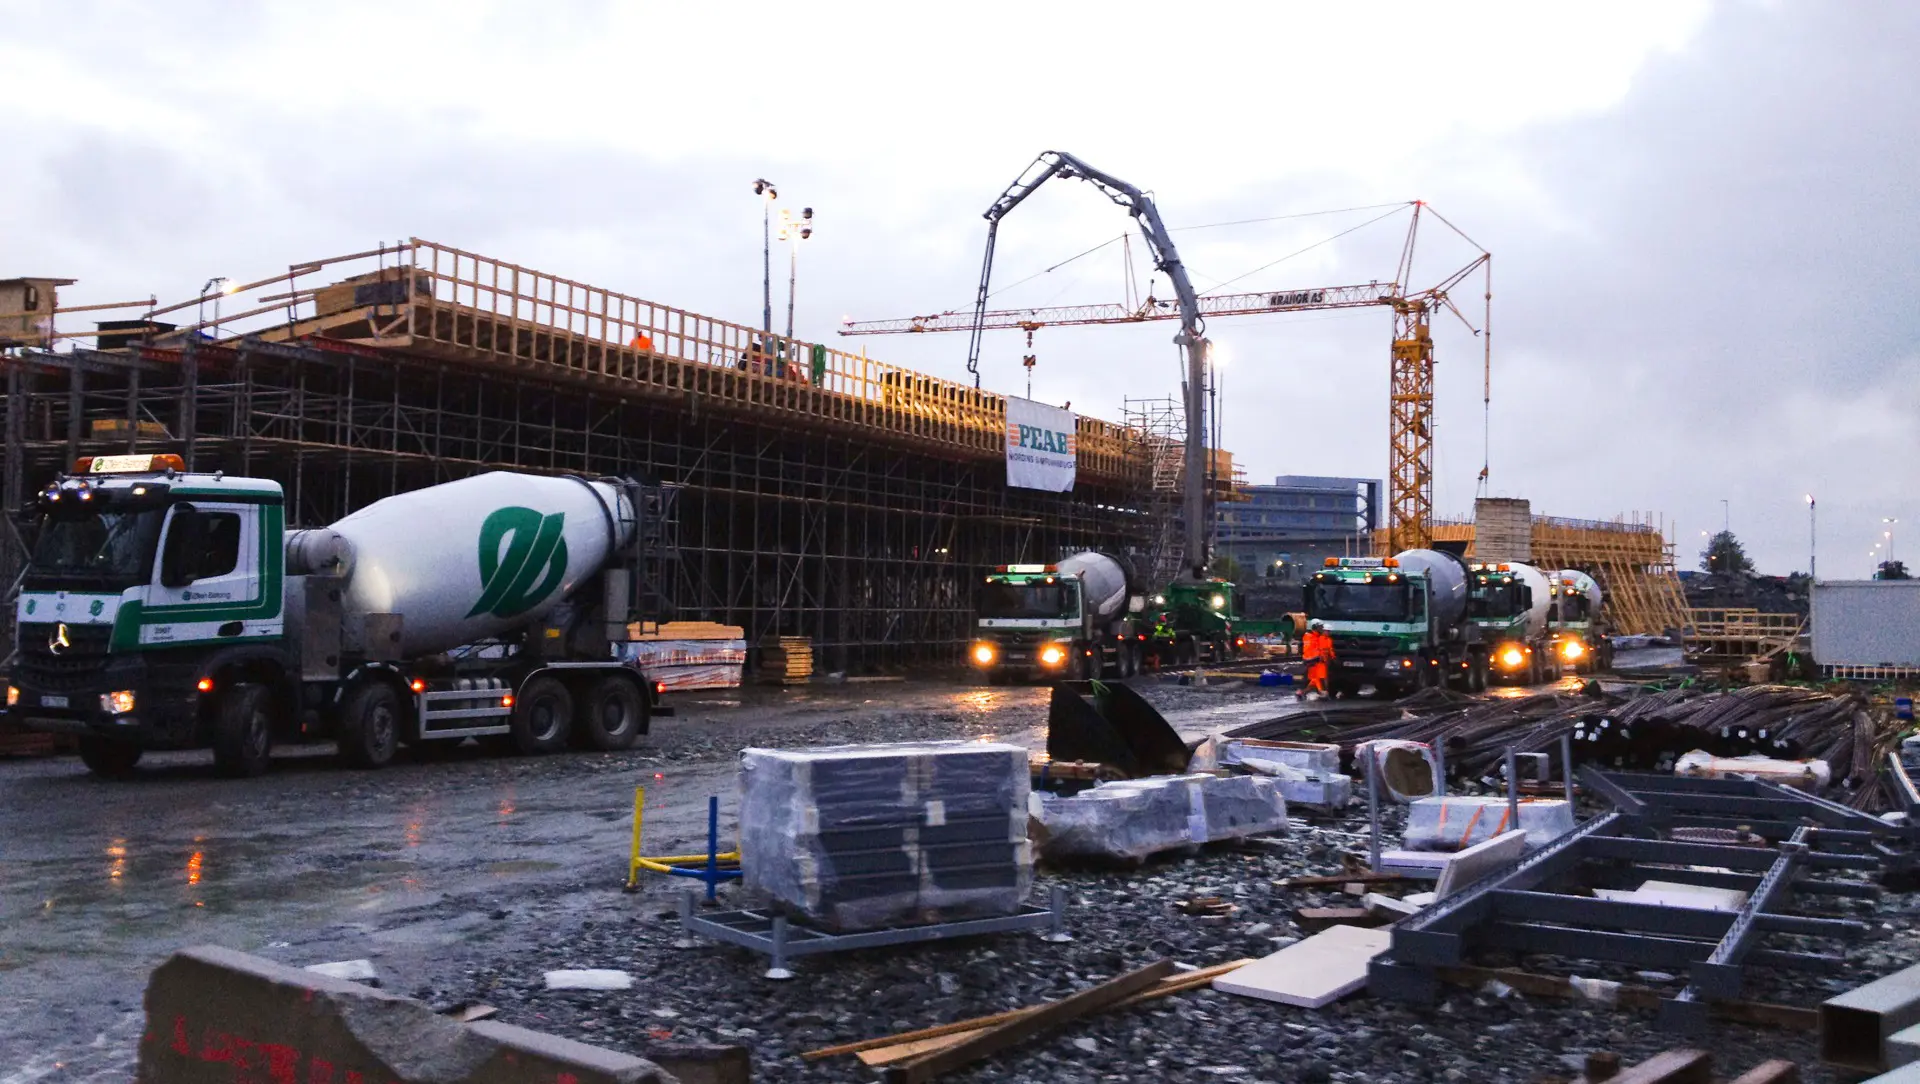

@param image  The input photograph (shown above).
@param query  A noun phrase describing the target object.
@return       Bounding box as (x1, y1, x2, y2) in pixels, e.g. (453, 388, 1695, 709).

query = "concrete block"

(1402, 795, 1576, 851)
(304, 959, 377, 983)
(138, 945, 673, 1084)
(545, 969, 634, 990)
(1824, 960, 1920, 1073)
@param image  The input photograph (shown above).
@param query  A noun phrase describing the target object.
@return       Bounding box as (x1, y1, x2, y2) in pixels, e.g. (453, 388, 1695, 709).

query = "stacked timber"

(626, 620, 745, 641)
(760, 636, 814, 685)
(617, 621, 748, 692)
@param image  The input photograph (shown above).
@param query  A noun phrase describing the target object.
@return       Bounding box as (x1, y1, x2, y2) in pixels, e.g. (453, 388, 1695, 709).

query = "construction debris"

(303, 959, 378, 983)
(1030, 773, 1287, 862)
(544, 969, 634, 991)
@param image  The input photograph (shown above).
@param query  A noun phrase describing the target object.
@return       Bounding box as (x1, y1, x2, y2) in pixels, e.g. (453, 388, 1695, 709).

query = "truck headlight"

(5, 685, 18, 708)
(1561, 640, 1585, 661)
(1038, 644, 1067, 667)
(1500, 647, 1526, 669)
(971, 642, 996, 666)
(101, 690, 136, 715)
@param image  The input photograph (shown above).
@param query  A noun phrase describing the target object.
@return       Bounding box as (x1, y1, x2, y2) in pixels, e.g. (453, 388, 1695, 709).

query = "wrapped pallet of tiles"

(737, 741, 1031, 930)
(616, 621, 747, 691)
(1031, 774, 1289, 862)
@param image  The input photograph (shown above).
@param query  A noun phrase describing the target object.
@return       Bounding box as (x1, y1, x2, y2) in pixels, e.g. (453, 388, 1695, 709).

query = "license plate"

(40, 695, 68, 708)
(1342, 661, 1365, 669)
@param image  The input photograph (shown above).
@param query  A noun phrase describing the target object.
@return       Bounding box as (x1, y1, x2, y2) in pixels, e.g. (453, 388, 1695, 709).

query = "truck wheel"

(212, 683, 276, 778)
(578, 676, 644, 752)
(511, 676, 573, 754)
(78, 738, 142, 778)
(338, 681, 401, 769)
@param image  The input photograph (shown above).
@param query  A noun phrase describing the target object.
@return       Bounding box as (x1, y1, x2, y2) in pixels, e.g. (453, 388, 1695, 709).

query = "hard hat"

(1309, 620, 1325, 631)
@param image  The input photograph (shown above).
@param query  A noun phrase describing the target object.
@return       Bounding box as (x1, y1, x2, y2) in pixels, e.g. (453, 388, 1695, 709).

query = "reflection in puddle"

(106, 840, 126, 882)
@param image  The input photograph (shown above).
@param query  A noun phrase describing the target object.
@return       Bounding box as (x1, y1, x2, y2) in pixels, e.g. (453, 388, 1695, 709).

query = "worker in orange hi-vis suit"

(1302, 619, 1335, 698)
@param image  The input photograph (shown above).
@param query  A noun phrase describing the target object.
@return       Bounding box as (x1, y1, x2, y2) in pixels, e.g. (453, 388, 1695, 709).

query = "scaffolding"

(1, 242, 1160, 670)
(1414, 513, 1691, 636)
(1122, 396, 1186, 587)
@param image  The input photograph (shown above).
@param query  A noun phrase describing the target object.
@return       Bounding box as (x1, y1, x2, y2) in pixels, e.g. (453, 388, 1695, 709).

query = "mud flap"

(1046, 680, 1190, 777)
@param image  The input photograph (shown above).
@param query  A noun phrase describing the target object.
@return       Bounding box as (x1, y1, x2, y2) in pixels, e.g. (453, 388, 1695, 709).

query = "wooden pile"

(804, 958, 1247, 1078)
(759, 636, 813, 685)
(625, 620, 745, 641)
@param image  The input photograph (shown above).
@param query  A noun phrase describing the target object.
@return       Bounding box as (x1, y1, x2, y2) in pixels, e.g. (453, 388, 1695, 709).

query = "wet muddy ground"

(0, 661, 1700, 1082)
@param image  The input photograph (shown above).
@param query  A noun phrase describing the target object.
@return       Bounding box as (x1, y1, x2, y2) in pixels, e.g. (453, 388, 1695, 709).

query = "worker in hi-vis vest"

(1302, 619, 1335, 698)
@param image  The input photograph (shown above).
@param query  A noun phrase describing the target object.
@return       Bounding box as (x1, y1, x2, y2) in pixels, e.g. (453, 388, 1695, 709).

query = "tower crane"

(957, 150, 1214, 580)
(842, 201, 1490, 554)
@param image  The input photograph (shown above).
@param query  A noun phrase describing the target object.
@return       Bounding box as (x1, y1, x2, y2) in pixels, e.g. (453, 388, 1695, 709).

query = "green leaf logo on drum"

(469, 507, 569, 619)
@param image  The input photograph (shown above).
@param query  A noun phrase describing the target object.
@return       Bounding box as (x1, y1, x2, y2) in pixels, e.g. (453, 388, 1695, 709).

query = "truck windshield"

(979, 581, 1079, 620)
(1469, 581, 1520, 620)
(1306, 582, 1410, 622)
(28, 509, 165, 587)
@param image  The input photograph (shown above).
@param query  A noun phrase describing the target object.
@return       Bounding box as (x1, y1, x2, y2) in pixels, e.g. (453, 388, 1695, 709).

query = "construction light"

(1038, 644, 1067, 667)
(971, 643, 996, 666)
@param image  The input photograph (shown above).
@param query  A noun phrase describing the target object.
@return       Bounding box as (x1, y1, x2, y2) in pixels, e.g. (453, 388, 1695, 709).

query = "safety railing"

(128, 239, 1140, 481)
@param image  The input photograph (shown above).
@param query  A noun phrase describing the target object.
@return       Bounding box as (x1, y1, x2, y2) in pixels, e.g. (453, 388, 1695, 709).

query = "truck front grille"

(16, 621, 113, 693)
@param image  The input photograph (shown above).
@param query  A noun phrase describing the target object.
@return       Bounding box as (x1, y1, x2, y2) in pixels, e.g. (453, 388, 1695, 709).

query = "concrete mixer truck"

(1302, 551, 1487, 698)
(1548, 569, 1612, 673)
(5, 455, 667, 777)
(1466, 561, 1563, 685)
(970, 552, 1145, 683)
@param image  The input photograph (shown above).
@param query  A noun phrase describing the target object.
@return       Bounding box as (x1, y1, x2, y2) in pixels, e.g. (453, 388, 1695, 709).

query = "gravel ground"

(400, 800, 1919, 1084)
(8, 673, 1914, 1083)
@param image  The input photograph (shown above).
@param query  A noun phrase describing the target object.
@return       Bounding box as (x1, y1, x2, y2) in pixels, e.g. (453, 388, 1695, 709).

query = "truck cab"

(1548, 570, 1612, 673)
(970, 559, 1143, 682)
(1146, 578, 1243, 665)
(1466, 562, 1558, 684)
(1302, 555, 1484, 696)
(7, 455, 291, 772)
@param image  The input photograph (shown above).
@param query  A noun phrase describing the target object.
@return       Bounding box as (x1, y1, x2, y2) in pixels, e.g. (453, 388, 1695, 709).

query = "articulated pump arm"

(968, 151, 1213, 580)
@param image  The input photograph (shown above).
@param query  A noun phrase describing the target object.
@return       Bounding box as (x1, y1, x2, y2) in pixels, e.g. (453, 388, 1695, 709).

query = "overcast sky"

(4, 0, 1913, 577)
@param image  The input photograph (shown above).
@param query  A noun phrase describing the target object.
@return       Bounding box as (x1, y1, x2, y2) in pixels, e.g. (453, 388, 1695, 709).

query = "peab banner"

(1005, 396, 1078, 492)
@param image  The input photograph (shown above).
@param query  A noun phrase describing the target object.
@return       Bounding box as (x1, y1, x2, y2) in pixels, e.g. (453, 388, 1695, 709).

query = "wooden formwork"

(1383, 513, 1690, 636)
(176, 240, 1141, 485)
(1685, 608, 1805, 663)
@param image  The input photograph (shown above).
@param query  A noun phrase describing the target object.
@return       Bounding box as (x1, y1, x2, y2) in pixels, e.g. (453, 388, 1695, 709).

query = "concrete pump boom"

(966, 151, 1213, 580)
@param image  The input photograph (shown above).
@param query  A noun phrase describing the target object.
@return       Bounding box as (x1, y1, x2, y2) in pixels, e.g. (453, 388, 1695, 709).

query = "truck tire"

(511, 676, 573, 754)
(338, 681, 401, 769)
(577, 675, 644, 752)
(78, 737, 142, 778)
(212, 683, 276, 778)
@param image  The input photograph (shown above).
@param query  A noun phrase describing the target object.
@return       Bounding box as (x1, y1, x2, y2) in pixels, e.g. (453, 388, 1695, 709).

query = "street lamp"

(777, 205, 814, 341)
(1805, 495, 1816, 581)
(751, 179, 778, 336)
(1885, 518, 1899, 566)
(198, 276, 234, 337)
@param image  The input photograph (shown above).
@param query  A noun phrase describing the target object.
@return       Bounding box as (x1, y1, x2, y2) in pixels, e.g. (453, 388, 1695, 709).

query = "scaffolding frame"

(1, 242, 1163, 669)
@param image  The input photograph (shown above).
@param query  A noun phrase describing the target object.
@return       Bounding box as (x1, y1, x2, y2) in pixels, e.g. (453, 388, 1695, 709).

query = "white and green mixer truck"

(5, 455, 666, 777)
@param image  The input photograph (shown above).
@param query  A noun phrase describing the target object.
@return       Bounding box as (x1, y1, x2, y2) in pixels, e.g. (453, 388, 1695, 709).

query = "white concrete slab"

(1434, 829, 1528, 900)
(1211, 924, 1393, 1008)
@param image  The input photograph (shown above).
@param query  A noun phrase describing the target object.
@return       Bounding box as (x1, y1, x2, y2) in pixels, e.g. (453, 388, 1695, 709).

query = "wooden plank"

(876, 959, 1174, 1084)
(807, 959, 1248, 1063)
(1724, 1061, 1798, 1084)
(1277, 871, 1410, 889)
(1604, 1048, 1711, 1084)
(851, 961, 1251, 1066)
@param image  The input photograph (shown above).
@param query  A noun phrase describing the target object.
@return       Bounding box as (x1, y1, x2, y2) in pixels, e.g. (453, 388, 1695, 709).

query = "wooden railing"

(180, 238, 1140, 481)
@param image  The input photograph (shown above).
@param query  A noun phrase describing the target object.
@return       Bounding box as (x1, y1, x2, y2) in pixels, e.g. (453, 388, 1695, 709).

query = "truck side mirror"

(160, 505, 207, 588)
